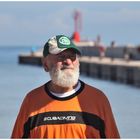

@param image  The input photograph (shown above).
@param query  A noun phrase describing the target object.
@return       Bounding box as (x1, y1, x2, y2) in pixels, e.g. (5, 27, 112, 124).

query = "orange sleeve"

(103, 94, 120, 138)
(11, 94, 30, 138)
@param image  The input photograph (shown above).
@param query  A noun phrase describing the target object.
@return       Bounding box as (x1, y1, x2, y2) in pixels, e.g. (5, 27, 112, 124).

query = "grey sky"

(0, 1, 140, 47)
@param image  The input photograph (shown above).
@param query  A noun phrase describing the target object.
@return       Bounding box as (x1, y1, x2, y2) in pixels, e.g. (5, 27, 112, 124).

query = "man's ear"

(41, 57, 49, 72)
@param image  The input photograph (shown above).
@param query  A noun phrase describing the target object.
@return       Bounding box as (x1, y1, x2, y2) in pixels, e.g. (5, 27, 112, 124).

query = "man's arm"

(103, 95, 120, 138)
(11, 95, 29, 138)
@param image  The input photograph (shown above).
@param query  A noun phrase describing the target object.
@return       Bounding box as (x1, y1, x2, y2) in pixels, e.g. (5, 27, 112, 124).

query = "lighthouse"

(71, 10, 82, 42)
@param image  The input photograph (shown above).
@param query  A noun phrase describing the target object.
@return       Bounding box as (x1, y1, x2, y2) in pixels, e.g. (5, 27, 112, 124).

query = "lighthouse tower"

(71, 10, 82, 42)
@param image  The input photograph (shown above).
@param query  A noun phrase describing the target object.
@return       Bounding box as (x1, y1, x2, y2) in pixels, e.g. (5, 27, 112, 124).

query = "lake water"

(0, 47, 140, 138)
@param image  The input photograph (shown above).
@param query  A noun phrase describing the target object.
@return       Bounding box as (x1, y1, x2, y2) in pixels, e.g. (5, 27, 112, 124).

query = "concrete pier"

(18, 54, 140, 87)
(79, 56, 140, 87)
(18, 54, 42, 66)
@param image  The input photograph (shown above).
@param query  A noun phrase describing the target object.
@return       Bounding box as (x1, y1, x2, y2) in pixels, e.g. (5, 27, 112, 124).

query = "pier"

(19, 54, 42, 66)
(18, 52, 140, 87)
(80, 56, 140, 87)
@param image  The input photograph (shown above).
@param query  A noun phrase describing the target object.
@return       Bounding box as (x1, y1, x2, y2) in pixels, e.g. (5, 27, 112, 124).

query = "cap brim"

(69, 48, 81, 55)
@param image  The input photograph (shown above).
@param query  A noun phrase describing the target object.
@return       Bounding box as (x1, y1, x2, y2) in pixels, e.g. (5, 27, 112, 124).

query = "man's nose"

(63, 58, 72, 65)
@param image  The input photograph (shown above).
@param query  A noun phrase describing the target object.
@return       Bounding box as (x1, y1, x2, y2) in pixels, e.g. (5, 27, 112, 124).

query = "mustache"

(61, 65, 74, 70)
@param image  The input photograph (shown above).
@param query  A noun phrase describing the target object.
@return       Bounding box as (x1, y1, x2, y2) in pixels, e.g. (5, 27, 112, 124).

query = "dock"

(19, 54, 42, 66)
(18, 52, 140, 87)
(18, 50, 42, 66)
(80, 56, 140, 87)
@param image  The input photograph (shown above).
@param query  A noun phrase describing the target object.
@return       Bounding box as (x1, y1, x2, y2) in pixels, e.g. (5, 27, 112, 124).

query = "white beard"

(49, 64, 79, 88)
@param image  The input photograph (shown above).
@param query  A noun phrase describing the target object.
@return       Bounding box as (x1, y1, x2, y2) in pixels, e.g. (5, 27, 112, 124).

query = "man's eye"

(57, 54, 76, 61)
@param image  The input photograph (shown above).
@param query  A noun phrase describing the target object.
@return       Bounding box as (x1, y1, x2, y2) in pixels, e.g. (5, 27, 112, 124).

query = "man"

(11, 35, 120, 138)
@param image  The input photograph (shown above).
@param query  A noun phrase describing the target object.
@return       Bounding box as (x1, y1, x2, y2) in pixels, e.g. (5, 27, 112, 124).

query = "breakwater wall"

(19, 54, 42, 66)
(80, 57, 140, 87)
(18, 54, 140, 87)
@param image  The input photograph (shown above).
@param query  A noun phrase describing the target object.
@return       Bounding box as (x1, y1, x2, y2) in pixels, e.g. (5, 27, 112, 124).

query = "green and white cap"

(43, 35, 81, 57)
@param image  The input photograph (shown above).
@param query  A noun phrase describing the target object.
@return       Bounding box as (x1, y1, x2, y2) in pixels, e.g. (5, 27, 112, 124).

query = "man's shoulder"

(81, 80, 103, 92)
(80, 80, 107, 99)
(25, 84, 46, 99)
(80, 80, 110, 106)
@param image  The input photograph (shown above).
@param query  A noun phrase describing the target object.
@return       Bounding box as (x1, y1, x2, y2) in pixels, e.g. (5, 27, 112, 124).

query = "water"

(0, 47, 140, 138)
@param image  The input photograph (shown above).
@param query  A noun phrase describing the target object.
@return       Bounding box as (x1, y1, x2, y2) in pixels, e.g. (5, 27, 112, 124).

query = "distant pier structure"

(80, 56, 140, 87)
(19, 45, 140, 87)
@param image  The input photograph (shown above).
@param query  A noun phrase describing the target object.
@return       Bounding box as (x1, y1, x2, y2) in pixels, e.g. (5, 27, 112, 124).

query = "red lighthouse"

(71, 10, 82, 42)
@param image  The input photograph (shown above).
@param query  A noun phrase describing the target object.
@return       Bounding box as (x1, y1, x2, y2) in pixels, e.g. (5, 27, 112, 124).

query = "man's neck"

(48, 81, 78, 93)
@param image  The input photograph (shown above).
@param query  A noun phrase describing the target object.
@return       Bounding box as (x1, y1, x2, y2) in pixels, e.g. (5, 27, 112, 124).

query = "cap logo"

(59, 36, 70, 45)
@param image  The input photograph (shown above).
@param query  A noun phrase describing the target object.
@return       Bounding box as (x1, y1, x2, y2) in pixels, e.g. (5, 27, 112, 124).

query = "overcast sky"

(0, 1, 140, 47)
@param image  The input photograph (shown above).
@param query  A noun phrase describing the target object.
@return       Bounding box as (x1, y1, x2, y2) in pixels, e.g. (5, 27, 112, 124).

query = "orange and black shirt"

(11, 80, 120, 138)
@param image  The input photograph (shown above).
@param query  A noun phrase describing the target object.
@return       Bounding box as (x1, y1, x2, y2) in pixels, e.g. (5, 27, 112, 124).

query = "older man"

(11, 35, 120, 138)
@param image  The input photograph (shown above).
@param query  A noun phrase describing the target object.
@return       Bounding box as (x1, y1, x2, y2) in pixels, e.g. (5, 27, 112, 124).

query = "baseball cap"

(43, 35, 81, 57)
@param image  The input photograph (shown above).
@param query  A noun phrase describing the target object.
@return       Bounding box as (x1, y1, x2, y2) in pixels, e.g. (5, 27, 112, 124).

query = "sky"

(0, 1, 140, 47)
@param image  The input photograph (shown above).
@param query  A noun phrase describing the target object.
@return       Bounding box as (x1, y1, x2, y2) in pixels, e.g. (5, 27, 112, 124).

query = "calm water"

(0, 47, 140, 138)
